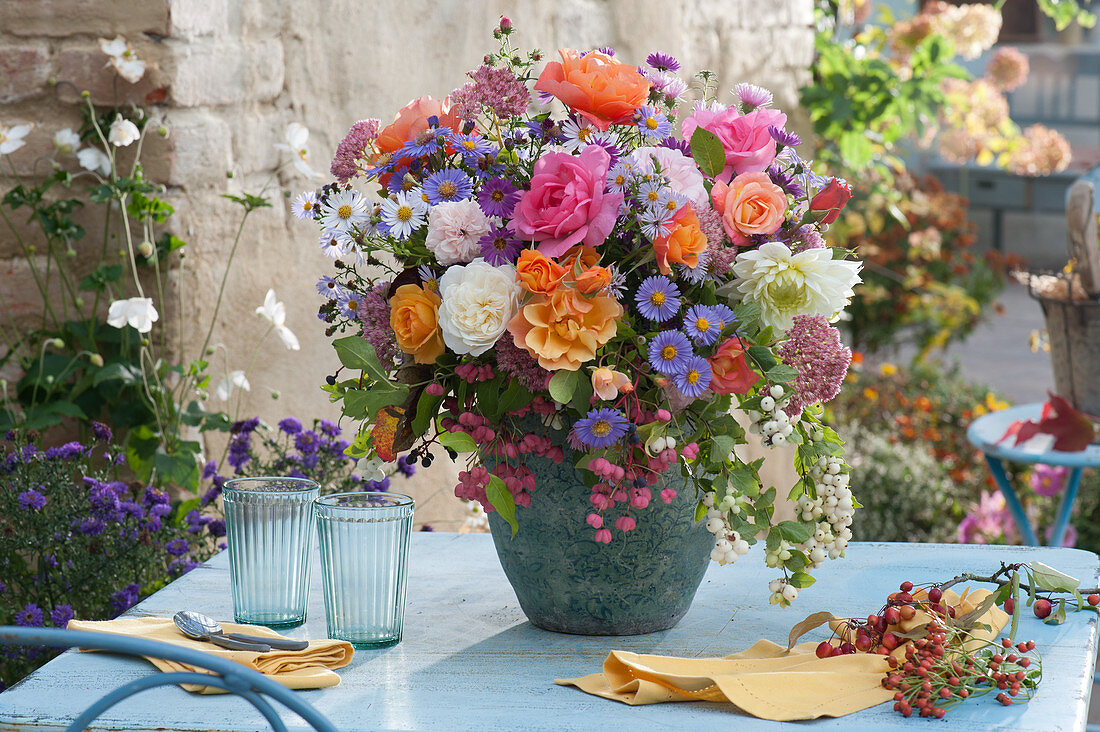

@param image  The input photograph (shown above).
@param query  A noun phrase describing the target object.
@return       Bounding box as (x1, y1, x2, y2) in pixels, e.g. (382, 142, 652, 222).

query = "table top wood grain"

(1, 534, 1097, 731)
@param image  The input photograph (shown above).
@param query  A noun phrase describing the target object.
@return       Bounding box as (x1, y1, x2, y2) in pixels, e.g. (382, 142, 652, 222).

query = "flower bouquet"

(298, 20, 862, 617)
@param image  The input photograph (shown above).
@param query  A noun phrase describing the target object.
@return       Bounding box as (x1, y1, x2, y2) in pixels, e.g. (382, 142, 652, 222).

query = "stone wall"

(0, 0, 813, 528)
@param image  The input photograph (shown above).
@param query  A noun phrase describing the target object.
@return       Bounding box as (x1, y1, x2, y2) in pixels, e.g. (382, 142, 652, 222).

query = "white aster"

(106, 297, 159, 333)
(291, 190, 318, 220)
(215, 370, 251, 402)
(99, 36, 146, 83)
(53, 128, 81, 154)
(318, 189, 369, 235)
(0, 123, 32, 156)
(77, 146, 112, 176)
(729, 242, 862, 332)
(559, 118, 609, 153)
(274, 122, 320, 178)
(629, 146, 708, 204)
(437, 259, 521, 356)
(108, 116, 140, 147)
(255, 288, 301, 350)
(379, 190, 429, 240)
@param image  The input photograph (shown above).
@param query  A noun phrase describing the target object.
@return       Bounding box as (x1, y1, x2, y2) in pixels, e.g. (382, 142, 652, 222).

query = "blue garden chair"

(0, 626, 336, 732)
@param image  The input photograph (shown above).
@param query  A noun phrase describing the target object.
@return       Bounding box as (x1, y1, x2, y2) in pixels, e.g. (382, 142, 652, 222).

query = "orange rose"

(508, 288, 622, 371)
(653, 206, 708, 275)
(708, 338, 760, 395)
(574, 266, 612, 295)
(710, 172, 787, 247)
(389, 284, 445, 364)
(375, 96, 461, 155)
(559, 245, 600, 274)
(533, 49, 650, 131)
(516, 249, 568, 294)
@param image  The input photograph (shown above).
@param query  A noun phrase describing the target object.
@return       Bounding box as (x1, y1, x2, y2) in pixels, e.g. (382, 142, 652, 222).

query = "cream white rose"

(437, 259, 520, 356)
(425, 200, 490, 266)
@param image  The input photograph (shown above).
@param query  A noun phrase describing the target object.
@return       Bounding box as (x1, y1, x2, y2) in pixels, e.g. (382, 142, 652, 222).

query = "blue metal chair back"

(0, 626, 337, 732)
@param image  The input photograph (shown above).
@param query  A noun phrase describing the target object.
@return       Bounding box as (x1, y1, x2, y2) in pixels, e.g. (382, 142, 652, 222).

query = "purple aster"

(398, 126, 447, 159)
(109, 583, 141, 614)
(769, 126, 801, 147)
(708, 304, 738, 335)
(278, 417, 303, 435)
(447, 131, 494, 162)
(18, 489, 45, 511)
(148, 502, 171, 518)
(201, 484, 222, 507)
(478, 224, 522, 266)
(793, 224, 826, 252)
(201, 459, 218, 481)
(21, 444, 36, 460)
(319, 419, 341, 437)
(423, 168, 473, 204)
(44, 441, 84, 460)
(672, 355, 713, 398)
(477, 177, 520, 218)
(232, 417, 260, 434)
(397, 454, 416, 477)
(768, 164, 804, 198)
(316, 275, 340, 300)
(295, 431, 321, 455)
(15, 604, 43, 628)
(635, 276, 681, 322)
(594, 47, 616, 57)
(50, 604, 74, 628)
(636, 106, 672, 141)
(735, 83, 773, 110)
(91, 421, 112, 443)
(647, 331, 693, 375)
(657, 136, 691, 156)
(185, 509, 210, 534)
(646, 52, 681, 72)
(470, 151, 505, 180)
(573, 408, 629, 449)
(78, 517, 105, 535)
(119, 501, 144, 519)
(365, 475, 391, 492)
(166, 539, 190, 557)
(208, 519, 226, 538)
(684, 305, 721, 346)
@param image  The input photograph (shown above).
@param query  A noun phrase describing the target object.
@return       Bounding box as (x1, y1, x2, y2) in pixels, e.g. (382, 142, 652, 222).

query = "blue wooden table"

(967, 403, 1100, 546)
(1, 534, 1098, 731)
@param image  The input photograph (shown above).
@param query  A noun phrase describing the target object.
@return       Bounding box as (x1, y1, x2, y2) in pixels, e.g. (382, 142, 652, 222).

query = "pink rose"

(509, 145, 624, 258)
(710, 172, 787, 246)
(681, 102, 787, 181)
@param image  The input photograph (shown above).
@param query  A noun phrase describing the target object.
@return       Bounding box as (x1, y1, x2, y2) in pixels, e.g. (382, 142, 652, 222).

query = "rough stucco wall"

(0, 0, 812, 528)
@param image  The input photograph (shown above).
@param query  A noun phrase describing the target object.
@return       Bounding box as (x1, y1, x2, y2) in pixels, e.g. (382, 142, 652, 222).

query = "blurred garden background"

(1, 0, 1099, 691)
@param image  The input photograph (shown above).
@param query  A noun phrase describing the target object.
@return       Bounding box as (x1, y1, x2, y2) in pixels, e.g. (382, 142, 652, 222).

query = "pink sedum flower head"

(777, 314, 851, 416)
(509, 145, 624, 258)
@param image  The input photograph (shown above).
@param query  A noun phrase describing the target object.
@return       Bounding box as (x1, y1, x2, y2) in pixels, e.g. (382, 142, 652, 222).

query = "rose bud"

(809, 177, 852, 225)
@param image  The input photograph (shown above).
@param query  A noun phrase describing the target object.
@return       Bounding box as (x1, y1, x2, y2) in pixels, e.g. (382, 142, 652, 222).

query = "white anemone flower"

(214, 370, 251, 402)
(99, 36, 146, 83)
(53, 128, 81, 154)
(77, 147, 112, 176)
(274, 122, 321, 178)
(108, 116, 140, 147)
(728, 242, 862, 332)
(106, 297, 159, 333)
(0, 123, 33, 156)
(255, 289, 301, 351)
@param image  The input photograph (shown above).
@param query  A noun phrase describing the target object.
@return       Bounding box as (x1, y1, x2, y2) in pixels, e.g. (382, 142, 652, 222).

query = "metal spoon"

(173, 611, 308, 652)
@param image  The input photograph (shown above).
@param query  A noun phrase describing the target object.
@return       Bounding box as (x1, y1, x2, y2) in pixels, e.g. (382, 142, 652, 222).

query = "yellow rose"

(389, 284, 445, 364)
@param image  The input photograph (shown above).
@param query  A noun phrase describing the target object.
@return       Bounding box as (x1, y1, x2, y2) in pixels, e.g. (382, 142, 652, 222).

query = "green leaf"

(689, 127, 726, 178)
(342, 386, 407, 422)
(777, 520, 813, 544)
(765, 364, 799, 384)
(571, 372, 594, 415)
(693, 500, 708, 523)
(154, 452, 200, 491)
(788, 571, 816, 588)
(78, 263, 122, 292)
(487, 379, 533, 421)
(1045, 597, 1068, 625)
(766, 527, 781, 552)
(784, 551, 807, 572)
(746, 345, 777, 373)
(487, 474, 518, 538)
(439, 431, 477, 453)
(332, 337, 391, 384)
(170, 497, 202, 527)
(92, 360, 141, 387)
(709, 434, 736, 467)
(344, 427, 372, 459)
(411, 390, 444, 436)
(1028, 561, 1080, 593)
(548, 369, 579, 405)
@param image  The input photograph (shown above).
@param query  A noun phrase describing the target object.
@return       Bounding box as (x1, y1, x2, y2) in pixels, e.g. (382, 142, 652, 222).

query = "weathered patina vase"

(485, 442, 713, 635)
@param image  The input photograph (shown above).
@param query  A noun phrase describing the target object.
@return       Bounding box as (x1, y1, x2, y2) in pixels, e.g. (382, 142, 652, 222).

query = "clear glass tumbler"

(316, 492, 414, 648)
(223, 477, 319, 628)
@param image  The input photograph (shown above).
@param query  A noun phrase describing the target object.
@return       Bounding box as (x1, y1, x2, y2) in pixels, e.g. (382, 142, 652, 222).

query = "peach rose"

(375, 96, 461, 155)
(574, 266, 612, 295)
(591, 367, 632, 400)
(508, 288, 622, 371)
(708, 337, 760, 395)
(533, 49, 650, 131)
(389, 284, 445, 364)
(516, 249, 568, 295)
(559, 245, 600, 274)
(653, 206, 708, 275)
(710, 172, 787, 247)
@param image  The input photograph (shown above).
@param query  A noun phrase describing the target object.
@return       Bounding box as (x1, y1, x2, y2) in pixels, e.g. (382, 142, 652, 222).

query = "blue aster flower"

(636, 106, 672, 141)
(647, 331, 692, 375)
(423, 168, 473, 205)
(573, 408, 629, 449)
(635, 276, 681, 322)
(708, 304, 737, 335)
(673, 355, 713, 398)
(447, 131, 494, 161)
(684, 305, 720, 346)
(398, 127, 447, 159)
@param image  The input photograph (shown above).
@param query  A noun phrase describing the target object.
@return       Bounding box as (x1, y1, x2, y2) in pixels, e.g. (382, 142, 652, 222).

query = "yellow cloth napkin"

(68, 617, 354, 694)
(556, 588, 1008, 721)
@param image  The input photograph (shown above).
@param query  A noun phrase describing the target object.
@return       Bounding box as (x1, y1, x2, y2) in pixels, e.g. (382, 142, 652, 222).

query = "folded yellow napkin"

(556, 588, 1007, 721)
(68, 617, 354, 694)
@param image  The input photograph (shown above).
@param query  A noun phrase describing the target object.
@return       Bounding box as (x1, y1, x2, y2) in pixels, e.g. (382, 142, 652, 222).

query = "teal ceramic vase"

(486, 445, 714, 636)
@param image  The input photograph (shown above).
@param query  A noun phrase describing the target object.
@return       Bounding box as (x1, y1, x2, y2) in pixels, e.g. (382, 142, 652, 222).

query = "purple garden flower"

(319, 419, 341, 437)
(78, 517, 105, 536)
(278, 417, 303, 435)
(50, 604, 74, 628)
(90, 421, 112, 443)
(645, 52, 681, 72)
(777, 314, 852, 416)
(1031, 464, 1070, 497)
(684, 305, 720, 346)
(635, 106, 671, 141)
(207, 520, 226, 538)
(17, 489, 45, 511)
(14, 604, 43, 628)
(477, 177, 520, 218)
(647, 331, 692, 375)
(44, 442, 84, 460)
(397, 455, 416, 477)
(735, 83, 773, 110)
(672, 355, 713, 398)
(573, 408, 629, 449)
(295, 431, 321, 455)
(109, 583, 141, 614)
(450, 65, 530, 121)
(635, 276, 681, 322)
(423, 168, 473, 205)
(768, 126, 801, 148)
(166, 539, 190, 557)
(478, 224, 522, 266)
(331, 118, 380, 185)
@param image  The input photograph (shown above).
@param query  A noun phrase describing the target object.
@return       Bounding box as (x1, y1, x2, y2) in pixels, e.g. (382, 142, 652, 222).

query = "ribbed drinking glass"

(223, 477, 319, 628)
(316, 492, 414, 648)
